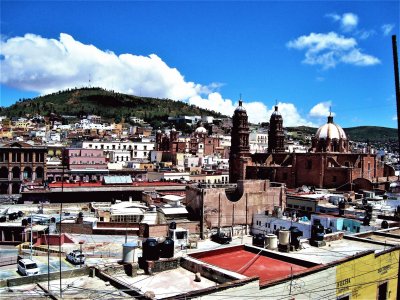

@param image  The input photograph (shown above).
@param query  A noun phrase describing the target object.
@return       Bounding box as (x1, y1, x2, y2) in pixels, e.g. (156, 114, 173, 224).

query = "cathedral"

(229, 101, 395, 191)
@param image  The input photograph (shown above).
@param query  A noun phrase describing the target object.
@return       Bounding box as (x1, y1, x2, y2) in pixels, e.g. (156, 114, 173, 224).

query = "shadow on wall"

(225, 181, 245, 202)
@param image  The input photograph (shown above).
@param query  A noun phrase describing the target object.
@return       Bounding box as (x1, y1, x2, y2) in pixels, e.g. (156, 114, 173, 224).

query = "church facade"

(229, 102, 395, 190)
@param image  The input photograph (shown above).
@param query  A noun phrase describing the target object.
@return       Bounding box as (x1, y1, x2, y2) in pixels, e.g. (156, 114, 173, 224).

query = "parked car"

(66, 250, 86, 264)
(18, 258, 40, 276)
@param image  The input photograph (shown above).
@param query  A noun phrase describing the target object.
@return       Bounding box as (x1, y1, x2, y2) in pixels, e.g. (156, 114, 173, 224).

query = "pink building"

(65, 148, 108, 182)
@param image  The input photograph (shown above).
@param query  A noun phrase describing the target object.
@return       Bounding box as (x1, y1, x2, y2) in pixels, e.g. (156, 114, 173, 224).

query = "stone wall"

(186, 180, 285, 236)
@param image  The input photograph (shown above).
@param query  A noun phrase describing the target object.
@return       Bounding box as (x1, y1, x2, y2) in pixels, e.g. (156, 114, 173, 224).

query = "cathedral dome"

(195, 125, 207, 134)
(235, 100, 246, 112)
(315, 115, 347, 140)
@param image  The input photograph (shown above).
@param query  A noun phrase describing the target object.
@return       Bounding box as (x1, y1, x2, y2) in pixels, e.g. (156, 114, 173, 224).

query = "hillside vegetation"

(286, 125, 398, 144)
(0, 87, 226, 128)
(1, 87, 397, 144)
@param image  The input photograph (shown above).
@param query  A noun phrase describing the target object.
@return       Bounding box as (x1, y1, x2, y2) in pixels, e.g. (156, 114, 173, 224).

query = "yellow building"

(336, 249, 399, 300)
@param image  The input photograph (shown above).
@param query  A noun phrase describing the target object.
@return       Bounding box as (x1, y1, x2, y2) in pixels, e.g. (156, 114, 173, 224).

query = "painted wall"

(336, 250, 399, 300)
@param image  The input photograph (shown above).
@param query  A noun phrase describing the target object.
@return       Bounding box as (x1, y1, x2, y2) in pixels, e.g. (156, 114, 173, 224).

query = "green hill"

(286, 125, 398, 144)
(0, 87, 226, 129)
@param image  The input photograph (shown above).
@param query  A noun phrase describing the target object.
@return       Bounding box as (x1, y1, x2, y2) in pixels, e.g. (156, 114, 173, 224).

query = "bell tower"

(268, 105, 285, 153)
(229, 100, 250, 183)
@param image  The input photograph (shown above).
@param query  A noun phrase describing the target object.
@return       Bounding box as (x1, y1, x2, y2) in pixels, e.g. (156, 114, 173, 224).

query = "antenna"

(88, 73, 92, 88)
(329, 106, 332, 116)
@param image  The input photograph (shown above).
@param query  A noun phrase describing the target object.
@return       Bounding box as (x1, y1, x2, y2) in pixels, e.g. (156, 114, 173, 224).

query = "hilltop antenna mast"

(392, 35, 400, 153)
(88, 73, 92, 88)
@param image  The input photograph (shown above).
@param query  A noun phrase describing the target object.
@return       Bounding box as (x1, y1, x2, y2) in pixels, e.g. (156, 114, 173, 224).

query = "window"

(333, 176, 337, 182)
(377, 282, 387, 300)
(112, 145, 116, 150)
(144, 146, 147, 150)
(274, 225, 276, 230)
(287, 204, 293, 208)
(134, 145, 137, 150)
(307, 207, 312, 211)
(134, 152, 137, 157)
(89, 144, 92, 148)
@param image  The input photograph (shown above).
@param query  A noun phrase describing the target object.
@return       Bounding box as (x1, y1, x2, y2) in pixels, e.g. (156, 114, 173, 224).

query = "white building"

(249, 130, 268, 154)
(82, 139, 155, 162)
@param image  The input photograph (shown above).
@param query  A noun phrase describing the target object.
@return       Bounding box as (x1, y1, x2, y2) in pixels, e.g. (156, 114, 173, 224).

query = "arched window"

(36, 167, 44, 179)
(23, 167, 32, 180)
(12, 167, 20, 179)
(0, 167, 8, 179)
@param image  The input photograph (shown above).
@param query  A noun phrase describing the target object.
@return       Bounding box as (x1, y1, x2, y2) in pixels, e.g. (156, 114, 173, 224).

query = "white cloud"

(0, 33, 203, 100)
(392, 115, 397, 121)
(326, 13, 341, 22)
(341, 13, 359, 32)
(309, 101, 335, 118)
(381, 24, 395, 36)
(326, 12, 359, 32)
(287, 32, 380, 69)
(266, 102, 316, 127)
(0, 33, 325, 127)
(357, 29, 375, 40)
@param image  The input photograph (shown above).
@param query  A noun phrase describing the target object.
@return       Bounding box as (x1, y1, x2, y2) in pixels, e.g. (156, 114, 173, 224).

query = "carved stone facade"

(0, 141, 47, 194)
(268, 105, 285, 153)
(229, 107, 394, 190)
(229, 101, 251, 183)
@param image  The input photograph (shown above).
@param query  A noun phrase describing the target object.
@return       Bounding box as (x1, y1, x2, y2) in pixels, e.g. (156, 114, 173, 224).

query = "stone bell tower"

(229, 100, 251, 183)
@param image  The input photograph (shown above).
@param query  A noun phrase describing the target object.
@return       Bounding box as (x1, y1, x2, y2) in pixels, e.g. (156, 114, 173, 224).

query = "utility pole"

(30, 211, 33, 260)
(59, 149, 65, 298)
(392, 35, 400, 153)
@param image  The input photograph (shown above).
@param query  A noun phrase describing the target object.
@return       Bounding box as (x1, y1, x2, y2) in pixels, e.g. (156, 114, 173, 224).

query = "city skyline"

(1, 0, 399, 128)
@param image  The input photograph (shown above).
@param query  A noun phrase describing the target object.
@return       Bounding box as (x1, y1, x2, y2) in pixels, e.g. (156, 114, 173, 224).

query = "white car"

(18, 258, 40, 276)
(66, 250, 85, 264)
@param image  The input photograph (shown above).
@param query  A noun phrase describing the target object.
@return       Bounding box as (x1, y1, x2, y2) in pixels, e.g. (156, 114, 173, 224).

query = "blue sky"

(1, 0, 399, 128)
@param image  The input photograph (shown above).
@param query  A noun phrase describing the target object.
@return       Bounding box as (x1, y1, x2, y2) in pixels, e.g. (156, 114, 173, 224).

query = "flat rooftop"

(350, 227, 400, 245)
(276, 237, 391, 264)
(190, 245, 318, 285)
(115, 266, 217, 299)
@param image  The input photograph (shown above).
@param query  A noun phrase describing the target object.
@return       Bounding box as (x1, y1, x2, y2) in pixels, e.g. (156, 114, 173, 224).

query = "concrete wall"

(139, 221, 200, 238)
(1, 266, 90, 288)
(186, 180, 285, 234)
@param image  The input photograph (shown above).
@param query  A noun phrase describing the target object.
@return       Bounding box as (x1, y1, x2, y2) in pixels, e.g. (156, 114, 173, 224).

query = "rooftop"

(190, 245, 318, 285)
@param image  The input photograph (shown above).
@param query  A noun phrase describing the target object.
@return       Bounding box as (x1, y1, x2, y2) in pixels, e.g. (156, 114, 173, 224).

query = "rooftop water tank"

(142, 238, 159, 261)
(122, 241, 138, 263)
(159, 237, 174, 258)
(265, 234, 278, 250)
(279, 230, 290, 246)
(289, 226, 303, 249)
(252, 234, 265, 248)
